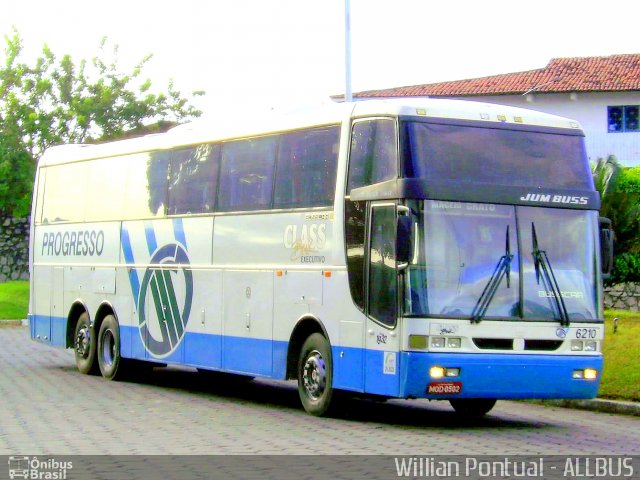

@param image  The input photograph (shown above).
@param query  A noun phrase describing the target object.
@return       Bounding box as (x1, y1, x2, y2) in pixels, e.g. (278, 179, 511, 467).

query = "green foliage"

(0, 29, 204, 216)
(0, 280, 29, 319)
(609, 253, 640, 284)
(593, 156, 640, 256)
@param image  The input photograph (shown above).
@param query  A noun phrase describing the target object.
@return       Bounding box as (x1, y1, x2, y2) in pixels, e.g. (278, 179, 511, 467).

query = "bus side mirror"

(599, 217, 614, 280)
(396, 214, 413, 270)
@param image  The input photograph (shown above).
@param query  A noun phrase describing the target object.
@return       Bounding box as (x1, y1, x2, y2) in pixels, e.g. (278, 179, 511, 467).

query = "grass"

(0, 280, 637, 400)
(600, 310, 640, 402)
(0, 280, 29, 320)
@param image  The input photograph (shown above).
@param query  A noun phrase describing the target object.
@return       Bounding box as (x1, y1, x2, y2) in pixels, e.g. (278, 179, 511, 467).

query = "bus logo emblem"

(138, 243, 193, 357)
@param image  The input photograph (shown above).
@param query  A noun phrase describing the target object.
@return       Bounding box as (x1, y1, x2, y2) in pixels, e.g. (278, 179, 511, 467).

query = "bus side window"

(168, 144, 220, 215)
(274, 126, 340, 209)
(218, 136, 277, 212)
(347, 119, 397, 191)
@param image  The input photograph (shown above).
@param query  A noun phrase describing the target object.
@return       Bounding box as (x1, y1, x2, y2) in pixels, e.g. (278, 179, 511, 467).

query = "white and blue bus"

(29, 99, 612, 416)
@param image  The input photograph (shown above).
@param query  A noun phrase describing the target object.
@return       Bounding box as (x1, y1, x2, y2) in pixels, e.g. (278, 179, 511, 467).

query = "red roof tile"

(354, 54, 640, 98)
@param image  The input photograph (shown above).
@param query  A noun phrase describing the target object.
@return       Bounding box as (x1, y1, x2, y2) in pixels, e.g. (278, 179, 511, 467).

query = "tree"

(593, 156, 640, 255)
(0, 29, 204, 216)
(593, 156, 640, 284)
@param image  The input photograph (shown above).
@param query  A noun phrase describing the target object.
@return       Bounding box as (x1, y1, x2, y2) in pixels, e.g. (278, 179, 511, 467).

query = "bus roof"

(38, 98, 583, 167)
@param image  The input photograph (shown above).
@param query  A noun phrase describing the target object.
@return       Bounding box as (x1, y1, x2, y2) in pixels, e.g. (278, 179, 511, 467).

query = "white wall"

(450, 92, 640, 167)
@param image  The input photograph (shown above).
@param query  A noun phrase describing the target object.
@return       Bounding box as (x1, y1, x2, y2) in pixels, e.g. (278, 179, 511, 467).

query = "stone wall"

(0, 216, 30, 282)
(604, 283, 640, 312)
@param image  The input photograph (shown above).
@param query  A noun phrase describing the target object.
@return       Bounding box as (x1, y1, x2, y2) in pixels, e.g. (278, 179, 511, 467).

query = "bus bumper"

(400, 352, 602, 400)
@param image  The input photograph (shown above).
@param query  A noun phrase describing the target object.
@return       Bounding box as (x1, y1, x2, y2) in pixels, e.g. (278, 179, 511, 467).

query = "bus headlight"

(446, 337, 462, 348)
(409, 335, 428, 349)
(431, 337, 445, 348)
(584, 341, 598, 352)
(572, 368, 598, 380)
(429, 366, 460, 378)
(571, 340, 584, 351)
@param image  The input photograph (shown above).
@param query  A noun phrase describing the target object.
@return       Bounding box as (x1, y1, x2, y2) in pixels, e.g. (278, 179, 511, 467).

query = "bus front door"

(364, 203, 401, 397)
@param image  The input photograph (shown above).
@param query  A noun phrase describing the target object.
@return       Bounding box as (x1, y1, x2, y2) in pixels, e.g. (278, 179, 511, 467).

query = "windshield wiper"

(531, 222, 570, 326)
(471, 226, 513, 323)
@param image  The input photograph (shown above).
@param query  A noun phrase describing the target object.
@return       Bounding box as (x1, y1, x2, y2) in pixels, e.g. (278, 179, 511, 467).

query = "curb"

(0, 319, 25, 327)
(526, 398, 640, 417)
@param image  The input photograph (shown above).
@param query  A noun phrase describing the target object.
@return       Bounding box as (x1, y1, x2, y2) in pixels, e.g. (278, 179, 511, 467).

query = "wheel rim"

(75, 326, 91, 359)
(101, 329, 116, 367)
(302, 350, 326, 400)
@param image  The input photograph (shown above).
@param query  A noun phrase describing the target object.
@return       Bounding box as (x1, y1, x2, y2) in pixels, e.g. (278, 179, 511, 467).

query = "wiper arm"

(471, 226, 513, 323)
(531, 223, 570, 326)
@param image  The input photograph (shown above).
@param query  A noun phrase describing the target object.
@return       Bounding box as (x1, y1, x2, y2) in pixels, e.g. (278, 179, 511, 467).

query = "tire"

(297, 333, 335, 416)
(73, 312, 99, 375)
(449, 398, 497, 417)
(97, 314, 127, 381)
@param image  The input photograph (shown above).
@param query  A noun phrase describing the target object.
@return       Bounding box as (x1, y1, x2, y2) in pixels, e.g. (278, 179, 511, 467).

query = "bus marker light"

(409, 335, 428, 349)
(416, 108, 427, 116)
(324, 271, 332, 278)
(431, 337, 445, 348)
(276, 271, 283, 277)
(430, 366, 445, 378)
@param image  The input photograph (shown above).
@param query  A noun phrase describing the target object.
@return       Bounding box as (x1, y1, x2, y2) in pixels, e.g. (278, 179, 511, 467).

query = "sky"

(2, 0, 639, 116)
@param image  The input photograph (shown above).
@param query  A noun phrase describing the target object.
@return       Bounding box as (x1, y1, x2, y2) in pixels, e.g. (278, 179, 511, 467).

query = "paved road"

(1, 326, 639, 456)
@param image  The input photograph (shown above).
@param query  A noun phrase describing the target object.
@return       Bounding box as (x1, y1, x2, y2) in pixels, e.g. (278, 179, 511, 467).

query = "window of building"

(608, 105, 639, 133)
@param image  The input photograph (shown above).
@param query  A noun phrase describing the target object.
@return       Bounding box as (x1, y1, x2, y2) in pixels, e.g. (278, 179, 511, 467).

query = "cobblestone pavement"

(2, 326, 639, 456)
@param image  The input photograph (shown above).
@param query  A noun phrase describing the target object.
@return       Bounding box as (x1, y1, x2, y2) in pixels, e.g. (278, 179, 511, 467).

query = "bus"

(28, 99, 613, 417)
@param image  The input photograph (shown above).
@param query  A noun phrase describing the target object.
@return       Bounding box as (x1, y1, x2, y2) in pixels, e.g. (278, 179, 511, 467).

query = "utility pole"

(344, 0, 353, 102)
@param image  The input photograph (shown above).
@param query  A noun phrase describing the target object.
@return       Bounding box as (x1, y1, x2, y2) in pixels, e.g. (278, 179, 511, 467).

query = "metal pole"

(344, 0, 353, 102)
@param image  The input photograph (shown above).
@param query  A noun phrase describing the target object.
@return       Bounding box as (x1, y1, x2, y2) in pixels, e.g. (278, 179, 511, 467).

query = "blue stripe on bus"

(173, 218, 187, 249)
(144, 221, 157, 255)
(120, 225, 140, 302)
(28, 315, 602, 400)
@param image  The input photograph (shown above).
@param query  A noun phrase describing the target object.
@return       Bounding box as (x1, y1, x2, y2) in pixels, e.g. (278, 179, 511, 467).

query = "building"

(351, 55, 640, 167)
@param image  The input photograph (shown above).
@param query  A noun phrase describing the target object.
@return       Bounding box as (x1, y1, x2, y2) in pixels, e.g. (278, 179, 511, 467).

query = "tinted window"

(86, 156, 128, 221)
(218, 136, 277, 211)
(124, 151, 170, 219)
(41, 162, 87, 223)
(347, 119, 398, 191)
(368, 205, 397, 327)
(345, 200, 366, 310)
(404, 122, 592, 189)
(274, 126, 339, 208)
(169, 144, 220, 215)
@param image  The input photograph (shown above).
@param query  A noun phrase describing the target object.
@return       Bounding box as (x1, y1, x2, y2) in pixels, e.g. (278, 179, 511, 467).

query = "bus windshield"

(404, 200, 601, 322)
(403, 121, 593, 189)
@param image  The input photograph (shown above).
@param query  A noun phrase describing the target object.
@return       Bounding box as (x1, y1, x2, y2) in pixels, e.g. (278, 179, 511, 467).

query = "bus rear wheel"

(449, 398, 497, 417)
(97, 314, 126, 381)
(297, 333, 334, 416)
(73, 312, 98, 375)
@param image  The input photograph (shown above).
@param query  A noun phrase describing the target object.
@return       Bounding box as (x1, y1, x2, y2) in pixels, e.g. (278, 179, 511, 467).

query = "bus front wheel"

(297, 333, 334, 416)
(97, 314, 125, 381)
(449, 398, 497, 417)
